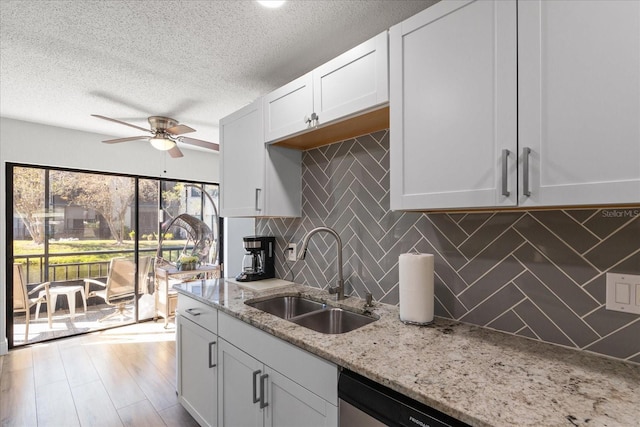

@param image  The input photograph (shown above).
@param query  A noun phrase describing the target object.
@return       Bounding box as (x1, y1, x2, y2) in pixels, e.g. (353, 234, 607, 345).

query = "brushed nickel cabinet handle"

(259, 373, 269, 409)
(252, 370, 261, 404)
(502, 149, 510, 197)
(523, 147, 531, 197)
(255, 188, 262, 212)
(208, 341, 216, 368)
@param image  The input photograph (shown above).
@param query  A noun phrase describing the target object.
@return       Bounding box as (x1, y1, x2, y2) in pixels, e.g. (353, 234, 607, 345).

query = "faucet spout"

(297, 226, 345, 300)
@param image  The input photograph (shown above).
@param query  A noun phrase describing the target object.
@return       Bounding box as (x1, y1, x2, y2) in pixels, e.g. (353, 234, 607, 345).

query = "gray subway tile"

(611, 251, 640, 275)
(457, 212, 492, 235)
(513, 300, 575, 348)
(564, 209, 598, 224)
(434, 280, 468, 320)
(416, 216, 468, 270)
(426, 213, 468, 246)
(459, 283, 525, 326)
(530, 210, 599, 254)
(459, 212, 524, 259)
(584, 216, 640, 271)
(417, 238, 468, 296)
(487, 310, 525, 333)
(458, 256, 524, 309)
(583, 274, 606, 305)
(516, 326, 538, 340)
(354, 134, 387, 164)
(514, 243, 599, 316)
(584, 306, 640, 337)
(513, 271, 599, 347)
(459, 229, 524, 284)
(584, 320, 640, 359)
(585, 208, 638, 239)
(514, 214, 599, 285)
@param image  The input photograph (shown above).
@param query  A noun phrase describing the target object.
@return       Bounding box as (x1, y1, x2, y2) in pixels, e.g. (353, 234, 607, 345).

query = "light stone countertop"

(174, 279, 640, 427)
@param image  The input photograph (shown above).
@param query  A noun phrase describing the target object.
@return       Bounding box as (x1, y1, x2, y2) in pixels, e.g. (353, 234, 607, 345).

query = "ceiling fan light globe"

(149, 137, 176, 151)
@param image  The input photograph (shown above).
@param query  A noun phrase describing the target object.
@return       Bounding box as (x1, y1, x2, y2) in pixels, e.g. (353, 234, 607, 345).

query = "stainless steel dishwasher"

(338, 369, 470, 427)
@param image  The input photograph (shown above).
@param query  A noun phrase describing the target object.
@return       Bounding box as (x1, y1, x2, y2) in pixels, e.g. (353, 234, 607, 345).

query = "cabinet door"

(264, 367, 338, 427)
(264, 73, 314, 143)
(518, 0, 640, 206)
(217, 339, 263, 427)
(313, 31, 388, 126)
(177, 315, 217, 427)
(390, 0, 517, 210)
(220, 99, 265, 216)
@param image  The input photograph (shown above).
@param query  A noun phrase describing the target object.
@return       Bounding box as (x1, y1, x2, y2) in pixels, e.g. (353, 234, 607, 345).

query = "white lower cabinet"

(218, 312, 338, 427)
(176, 295, 218, 427)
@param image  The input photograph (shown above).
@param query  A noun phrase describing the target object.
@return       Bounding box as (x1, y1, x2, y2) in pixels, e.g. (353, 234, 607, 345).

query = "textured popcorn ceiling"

(0, 0, 434, 147)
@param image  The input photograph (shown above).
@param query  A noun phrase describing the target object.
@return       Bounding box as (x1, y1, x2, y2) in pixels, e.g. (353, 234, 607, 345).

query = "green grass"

(14, 239, 188, 264)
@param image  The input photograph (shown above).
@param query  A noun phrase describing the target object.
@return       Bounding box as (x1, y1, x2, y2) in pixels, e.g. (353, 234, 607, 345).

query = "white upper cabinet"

(263, 73, 314, 144)
(391, 0, 640, 211)
(264, 31, 389, 144)
(220, 99, 301, 217)
(390, 0, 517, 210)
(518, 0, 640, 206)
(312, 31, 388, 126)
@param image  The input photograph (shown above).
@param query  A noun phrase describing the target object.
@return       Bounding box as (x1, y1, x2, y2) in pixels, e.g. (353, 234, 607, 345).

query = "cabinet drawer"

(218, 311, 338, 404)
(177, 294, 217, 334)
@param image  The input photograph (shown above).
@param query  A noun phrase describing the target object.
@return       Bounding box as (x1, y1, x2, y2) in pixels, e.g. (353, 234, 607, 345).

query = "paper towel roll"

(399, 253, 434, 324)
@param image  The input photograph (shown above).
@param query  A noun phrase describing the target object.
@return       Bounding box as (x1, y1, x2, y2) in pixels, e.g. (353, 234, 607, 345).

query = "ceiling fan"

(92, 114, 219, 158)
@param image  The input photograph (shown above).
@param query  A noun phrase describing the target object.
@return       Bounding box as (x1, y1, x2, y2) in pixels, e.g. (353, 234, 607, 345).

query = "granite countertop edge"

(173, 280, 640, 427)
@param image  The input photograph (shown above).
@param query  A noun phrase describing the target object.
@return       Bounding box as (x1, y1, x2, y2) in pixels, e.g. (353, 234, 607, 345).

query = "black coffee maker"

(235, 236, 276, 282)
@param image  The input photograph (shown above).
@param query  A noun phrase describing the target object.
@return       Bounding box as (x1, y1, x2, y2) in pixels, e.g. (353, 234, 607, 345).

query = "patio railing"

(14, 246, 189, 285)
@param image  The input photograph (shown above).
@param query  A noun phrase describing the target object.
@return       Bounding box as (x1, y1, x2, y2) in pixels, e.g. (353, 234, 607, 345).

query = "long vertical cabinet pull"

(259, 374, 269, 409)
(208, 341, 216, 368)
(501, 149, 510, 197)
(255, 188, 262, 212)
(522, 147, 532, 196)
(252, 370, 261, 404)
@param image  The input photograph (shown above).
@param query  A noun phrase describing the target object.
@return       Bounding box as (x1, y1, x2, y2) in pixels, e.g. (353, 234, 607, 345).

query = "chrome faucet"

(297, 226, 346, 300)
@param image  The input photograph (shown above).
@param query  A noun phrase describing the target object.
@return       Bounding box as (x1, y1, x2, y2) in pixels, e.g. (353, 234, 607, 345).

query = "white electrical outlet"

(287, 243, 297, 261)
(606, 273, 640, 315)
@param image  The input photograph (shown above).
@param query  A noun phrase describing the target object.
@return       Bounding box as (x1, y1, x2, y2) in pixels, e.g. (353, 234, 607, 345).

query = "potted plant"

(177, 255, 199, 271)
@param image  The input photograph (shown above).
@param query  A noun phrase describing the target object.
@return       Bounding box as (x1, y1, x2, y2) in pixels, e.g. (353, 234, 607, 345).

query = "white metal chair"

(13, 263, 52, 342)
(84, 256, 151, 322)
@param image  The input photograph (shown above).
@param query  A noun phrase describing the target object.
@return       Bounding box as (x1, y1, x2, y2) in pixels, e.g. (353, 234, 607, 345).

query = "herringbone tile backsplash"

(257, 130, 640, 363)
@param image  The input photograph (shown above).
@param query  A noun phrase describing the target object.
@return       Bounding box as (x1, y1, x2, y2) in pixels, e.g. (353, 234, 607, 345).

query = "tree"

(53, 172, 157, 244)
(13, 167, 46, 244)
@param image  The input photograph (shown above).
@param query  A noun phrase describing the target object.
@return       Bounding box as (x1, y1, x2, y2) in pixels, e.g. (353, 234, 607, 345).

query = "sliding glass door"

(8, 164, 219, 348)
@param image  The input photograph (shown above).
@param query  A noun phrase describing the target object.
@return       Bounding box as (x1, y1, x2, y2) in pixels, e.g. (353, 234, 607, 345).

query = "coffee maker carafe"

(235, 236, 275, 282)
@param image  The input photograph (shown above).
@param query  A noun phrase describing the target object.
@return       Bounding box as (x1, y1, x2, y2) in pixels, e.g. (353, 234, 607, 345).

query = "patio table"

(36, 285, 87, 321)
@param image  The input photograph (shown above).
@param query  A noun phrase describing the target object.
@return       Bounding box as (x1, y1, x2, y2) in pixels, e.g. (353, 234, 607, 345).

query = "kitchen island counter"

(174, 279, 640, 427)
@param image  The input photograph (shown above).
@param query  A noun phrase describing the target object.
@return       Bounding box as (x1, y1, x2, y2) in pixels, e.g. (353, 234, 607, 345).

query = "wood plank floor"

(0, 322, 199, 427)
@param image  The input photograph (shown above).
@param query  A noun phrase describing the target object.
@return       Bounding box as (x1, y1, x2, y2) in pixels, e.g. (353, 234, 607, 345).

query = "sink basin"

(290, 308, 377, 334)
(246, 296, 378, 334)
(246, 296, 326, 319)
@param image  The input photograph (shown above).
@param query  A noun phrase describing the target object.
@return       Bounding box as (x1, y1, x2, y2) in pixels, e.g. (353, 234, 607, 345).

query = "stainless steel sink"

(245, 296, 378, 334)
(246, 296, 326, 319)
(290, 308, 377, 334)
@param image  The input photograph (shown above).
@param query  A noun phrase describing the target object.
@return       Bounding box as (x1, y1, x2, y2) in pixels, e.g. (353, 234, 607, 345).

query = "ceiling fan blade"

(168, 145, 184, 158)
(102, 136, 149, 144)
(166, 124, 196, 135)
(180, 136, 220, 151)
(92, 114, 152, 134)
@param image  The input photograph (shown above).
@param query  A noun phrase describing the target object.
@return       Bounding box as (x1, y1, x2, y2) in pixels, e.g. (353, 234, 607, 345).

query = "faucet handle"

(365, 292, 373, 307)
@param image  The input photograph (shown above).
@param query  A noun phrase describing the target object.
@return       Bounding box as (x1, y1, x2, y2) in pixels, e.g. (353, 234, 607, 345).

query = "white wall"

(0, 117, 220, 354)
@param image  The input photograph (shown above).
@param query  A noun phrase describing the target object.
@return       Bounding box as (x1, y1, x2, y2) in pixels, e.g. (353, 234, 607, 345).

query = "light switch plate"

(606, 273, 640, 315)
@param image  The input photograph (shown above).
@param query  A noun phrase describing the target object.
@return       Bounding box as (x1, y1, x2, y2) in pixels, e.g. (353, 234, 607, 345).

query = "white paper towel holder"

(398, 250, 435, 326)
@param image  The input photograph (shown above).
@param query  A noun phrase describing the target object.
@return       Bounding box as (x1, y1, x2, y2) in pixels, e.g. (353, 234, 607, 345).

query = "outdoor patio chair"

(13, 263, 53, 342)
(84, 256, 152, 322)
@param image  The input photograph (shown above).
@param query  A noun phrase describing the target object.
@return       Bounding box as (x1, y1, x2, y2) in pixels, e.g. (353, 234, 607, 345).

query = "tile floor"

(0, 321, 197, 427)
